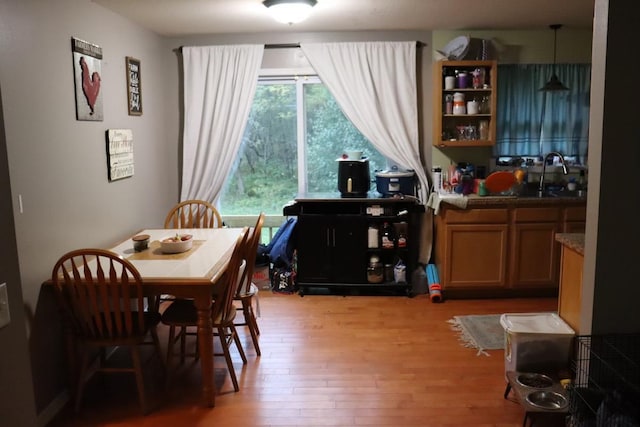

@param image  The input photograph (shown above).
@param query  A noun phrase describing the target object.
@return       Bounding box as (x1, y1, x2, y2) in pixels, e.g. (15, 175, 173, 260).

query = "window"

(495, 64, 591, 164)
(219, 74, 386, 215)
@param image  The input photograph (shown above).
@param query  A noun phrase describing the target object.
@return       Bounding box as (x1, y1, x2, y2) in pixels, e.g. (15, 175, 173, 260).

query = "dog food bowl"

(525, 390, 568, 410)
(515, 373, 554, 389)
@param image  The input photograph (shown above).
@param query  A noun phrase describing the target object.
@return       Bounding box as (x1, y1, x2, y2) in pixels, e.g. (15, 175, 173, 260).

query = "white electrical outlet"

(0, 283, 10, 329)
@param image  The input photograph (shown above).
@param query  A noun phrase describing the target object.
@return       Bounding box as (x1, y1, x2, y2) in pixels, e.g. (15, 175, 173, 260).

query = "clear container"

(500, 312, 575, 377)
(367, 255, 383, 283)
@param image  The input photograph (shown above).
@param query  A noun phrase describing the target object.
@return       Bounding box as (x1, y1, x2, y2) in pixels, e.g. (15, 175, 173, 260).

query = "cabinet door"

(296, 216, 333, 283)
(332, 216, 368, 283)
(296, 215, 367, 284)
(510, 222, 561, 289)
(558, 246, 584, 333)
(441, 224, 509, 290)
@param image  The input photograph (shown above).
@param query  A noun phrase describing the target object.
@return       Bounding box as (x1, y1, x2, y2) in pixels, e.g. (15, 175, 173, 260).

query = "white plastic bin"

(500, 312, 575, 376)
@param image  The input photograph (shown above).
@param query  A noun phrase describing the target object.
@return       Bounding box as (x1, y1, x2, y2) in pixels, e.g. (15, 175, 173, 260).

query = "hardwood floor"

(47, 289, 559, 426)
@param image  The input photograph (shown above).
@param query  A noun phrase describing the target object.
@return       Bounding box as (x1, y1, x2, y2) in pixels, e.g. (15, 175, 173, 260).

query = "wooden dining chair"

(163, 199, 223, 229)
(233, 212, 265, 356)
(161, 228, 250, 392)
(51, 248, 164, 415)
(159, 199, 224, 307)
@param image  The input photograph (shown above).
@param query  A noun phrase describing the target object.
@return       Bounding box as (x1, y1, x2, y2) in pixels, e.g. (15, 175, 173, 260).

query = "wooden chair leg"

(230, 324, 248, 364)
(242, 301, 261, 356)
(179, 326, 187, 364)
(218, 326, 240, 392)
(150, 327, 165, 372)
(165, 326, 176, 389)
(74, 349, 91, 413)
(130, 345, 148, 415)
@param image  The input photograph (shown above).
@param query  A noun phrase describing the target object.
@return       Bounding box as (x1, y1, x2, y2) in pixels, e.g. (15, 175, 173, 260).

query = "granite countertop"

(465, 194, 587, 206)
(555, 233, 585, 255)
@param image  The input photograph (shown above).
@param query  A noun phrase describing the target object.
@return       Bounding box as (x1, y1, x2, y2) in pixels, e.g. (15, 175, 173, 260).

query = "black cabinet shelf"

(285, 196, 423, 296)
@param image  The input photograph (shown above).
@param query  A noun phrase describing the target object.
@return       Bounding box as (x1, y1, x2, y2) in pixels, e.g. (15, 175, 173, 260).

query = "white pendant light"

(540, 24, 569, 91)
(263, 0, 317, 25)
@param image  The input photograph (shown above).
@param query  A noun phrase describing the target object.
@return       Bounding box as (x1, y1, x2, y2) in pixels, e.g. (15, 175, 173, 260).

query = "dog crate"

(568, 333, 640, 427)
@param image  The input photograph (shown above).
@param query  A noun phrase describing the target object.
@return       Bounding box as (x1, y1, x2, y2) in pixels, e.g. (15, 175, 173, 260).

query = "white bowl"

(160, 234, 193, 254)
(345, 150, 363, 160)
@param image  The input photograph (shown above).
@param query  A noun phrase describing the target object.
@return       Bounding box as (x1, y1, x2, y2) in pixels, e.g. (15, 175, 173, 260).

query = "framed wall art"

(126, 56, 142, 116)
(71, 37, 103, 121)
(106, 129, 135, 181)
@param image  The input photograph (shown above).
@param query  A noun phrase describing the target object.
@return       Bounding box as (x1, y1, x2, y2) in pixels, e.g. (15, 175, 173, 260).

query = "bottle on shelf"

(578, 170, 587, 191)
(395, 222, 408, 248)
(381, 222, 395, 249)
(367, 224, 379, 249)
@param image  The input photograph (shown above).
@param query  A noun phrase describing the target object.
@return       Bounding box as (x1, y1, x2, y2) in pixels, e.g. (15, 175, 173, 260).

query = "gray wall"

(1, 0, 637, 424)
(0, 0, 178, 422)
(0, 82, 37, 427)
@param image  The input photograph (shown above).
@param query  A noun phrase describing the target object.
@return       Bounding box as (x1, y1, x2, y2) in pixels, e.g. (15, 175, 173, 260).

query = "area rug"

(448, 314, 504, 356)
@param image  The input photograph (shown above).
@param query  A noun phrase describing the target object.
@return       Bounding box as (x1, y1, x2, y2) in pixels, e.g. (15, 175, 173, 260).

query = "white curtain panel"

(300, 41, 430, 204)
(180, 45, 264, 203)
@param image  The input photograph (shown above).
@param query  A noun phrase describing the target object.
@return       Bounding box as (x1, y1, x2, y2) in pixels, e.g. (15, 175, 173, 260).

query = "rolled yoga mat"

(426, 264, 443, 303)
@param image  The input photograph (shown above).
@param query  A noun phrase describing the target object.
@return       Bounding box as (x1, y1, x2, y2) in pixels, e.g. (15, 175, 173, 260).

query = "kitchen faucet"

(538, 151, 568, 197)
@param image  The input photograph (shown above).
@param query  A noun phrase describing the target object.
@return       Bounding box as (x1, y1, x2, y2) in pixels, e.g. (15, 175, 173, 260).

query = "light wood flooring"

(48, 289, 559, 426)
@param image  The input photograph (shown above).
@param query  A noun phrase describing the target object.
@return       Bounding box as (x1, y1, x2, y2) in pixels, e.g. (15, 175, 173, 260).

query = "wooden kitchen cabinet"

(558, 244, 584, 333)
(434, 200, 587, 298)
(563, 206, 587, 233)
(434, 208, 509, 296)
(509, 207, 561, 289)
(432, 60, 498, 147)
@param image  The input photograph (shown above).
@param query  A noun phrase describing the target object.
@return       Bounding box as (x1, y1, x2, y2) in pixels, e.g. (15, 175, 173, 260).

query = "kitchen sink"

(516, 187, 586, 199)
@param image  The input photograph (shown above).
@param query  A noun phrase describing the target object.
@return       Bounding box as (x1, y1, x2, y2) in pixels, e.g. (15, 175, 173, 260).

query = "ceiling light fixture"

(540, 24, 569, 91)
(263, 0, 317, 25)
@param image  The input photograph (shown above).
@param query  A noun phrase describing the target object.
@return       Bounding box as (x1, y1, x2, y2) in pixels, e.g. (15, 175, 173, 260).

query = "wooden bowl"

(160, 234, 193, 254)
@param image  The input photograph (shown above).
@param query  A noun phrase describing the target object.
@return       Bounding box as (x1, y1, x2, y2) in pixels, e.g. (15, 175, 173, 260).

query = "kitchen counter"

(465, 194, 587, 207)
(555, 233, 585, 255)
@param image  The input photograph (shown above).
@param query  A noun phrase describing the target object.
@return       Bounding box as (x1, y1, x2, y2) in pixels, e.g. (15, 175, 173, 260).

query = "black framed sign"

(126, 56, 142, 116)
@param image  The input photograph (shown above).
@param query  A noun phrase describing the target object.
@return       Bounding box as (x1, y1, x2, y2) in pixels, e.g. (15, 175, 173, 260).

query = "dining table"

(54, 227, 243, 408)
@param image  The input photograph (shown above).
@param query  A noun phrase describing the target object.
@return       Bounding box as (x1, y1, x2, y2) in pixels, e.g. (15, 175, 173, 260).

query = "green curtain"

(494, 64, 591, 163)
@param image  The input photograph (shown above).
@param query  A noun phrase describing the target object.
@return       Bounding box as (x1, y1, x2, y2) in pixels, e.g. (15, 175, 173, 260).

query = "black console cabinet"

(283, 193, 424, 295)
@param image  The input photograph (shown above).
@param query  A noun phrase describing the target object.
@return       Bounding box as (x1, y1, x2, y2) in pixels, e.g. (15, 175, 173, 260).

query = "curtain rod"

(265, 41, 426, 49)
(176, 41, 426, 52)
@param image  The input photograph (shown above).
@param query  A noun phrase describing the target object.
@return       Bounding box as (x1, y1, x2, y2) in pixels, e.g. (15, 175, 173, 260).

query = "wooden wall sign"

(126, 56, 142, 116)
(72, 37, 103, 121)
(106, 129, 135, 181)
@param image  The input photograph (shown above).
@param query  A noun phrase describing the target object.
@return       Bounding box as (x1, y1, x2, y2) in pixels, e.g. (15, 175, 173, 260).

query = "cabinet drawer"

(513, 207, 560, 223)
(443, 208, 508, 224)
(564, 206, 586, 222)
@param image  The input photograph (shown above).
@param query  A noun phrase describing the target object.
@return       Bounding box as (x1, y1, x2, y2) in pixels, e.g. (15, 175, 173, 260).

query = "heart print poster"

(71, 37, 103, 121)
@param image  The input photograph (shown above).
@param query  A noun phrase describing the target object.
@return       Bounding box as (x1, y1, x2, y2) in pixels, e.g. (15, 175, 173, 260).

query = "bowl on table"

(132, 234, 150, 252)
(160, 234, 193, 254)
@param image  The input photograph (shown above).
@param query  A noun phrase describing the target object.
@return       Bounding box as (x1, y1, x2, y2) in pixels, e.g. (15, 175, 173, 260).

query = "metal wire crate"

(568, 334, 640, 427)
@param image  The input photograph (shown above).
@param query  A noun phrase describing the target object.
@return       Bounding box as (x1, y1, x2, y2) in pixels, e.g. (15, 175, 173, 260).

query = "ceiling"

(93, 0, 595, 37)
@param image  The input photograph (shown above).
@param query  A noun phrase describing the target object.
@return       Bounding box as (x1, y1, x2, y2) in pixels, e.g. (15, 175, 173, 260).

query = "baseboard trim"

(37, 389, 69, 427)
